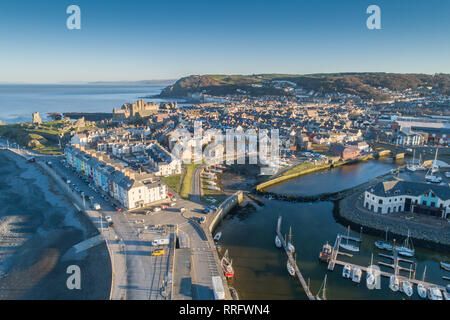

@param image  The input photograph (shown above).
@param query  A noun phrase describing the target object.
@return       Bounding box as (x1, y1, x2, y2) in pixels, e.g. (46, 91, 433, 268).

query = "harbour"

(216, 159, 450, 300)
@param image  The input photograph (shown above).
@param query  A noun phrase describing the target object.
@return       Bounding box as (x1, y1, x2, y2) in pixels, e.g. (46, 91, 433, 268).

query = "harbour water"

(217, 160, 450, 300)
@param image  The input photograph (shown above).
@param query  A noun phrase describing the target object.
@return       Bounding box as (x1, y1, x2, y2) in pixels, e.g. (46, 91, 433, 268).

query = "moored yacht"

(401, 280, 413, 297)
(352, 267, 362, 283)
(342, 264, 352, 279)
(389, 275, 400, 292)
(287, 260, 295, 276)
(319, 243, 333, 263)
(275, 235, 282, 248)
(428, 286, 443, 300)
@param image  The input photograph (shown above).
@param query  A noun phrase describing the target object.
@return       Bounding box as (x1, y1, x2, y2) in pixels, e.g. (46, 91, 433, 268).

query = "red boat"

(319, 243, 333, 263)
(221, 249, 235, 278)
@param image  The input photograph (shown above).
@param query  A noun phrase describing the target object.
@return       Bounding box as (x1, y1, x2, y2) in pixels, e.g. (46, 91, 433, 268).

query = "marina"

(217, 158, 450, 300)
(326, 232, 447, 295)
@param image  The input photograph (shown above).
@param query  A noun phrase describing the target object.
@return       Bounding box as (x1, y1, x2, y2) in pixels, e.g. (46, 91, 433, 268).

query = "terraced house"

(65, 144, 167, 210)
(364, 180, 450, 219)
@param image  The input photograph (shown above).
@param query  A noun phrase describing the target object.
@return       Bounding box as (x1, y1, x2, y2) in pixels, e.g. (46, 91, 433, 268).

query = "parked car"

(200, 216, 207, 224)
(169, 202, 176, 207)
(153, 207, 162, 212)
(151, 249, 165, 256)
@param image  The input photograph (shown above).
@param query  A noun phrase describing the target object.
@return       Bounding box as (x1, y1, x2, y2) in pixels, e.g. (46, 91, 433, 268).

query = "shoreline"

(0, 150, 111, 299)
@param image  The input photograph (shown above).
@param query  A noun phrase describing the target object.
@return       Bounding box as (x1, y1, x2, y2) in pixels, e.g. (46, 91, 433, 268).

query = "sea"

(0, 83, 174, 123)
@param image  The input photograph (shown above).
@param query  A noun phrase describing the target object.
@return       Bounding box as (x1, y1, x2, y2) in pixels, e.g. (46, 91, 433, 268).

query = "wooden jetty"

(276, 217, 315, 300)
(327, 233, 446, 291)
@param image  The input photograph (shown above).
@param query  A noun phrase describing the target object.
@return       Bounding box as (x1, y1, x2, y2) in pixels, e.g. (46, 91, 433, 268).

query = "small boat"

(366, 268, 376, 287)
(275, 235, 282, 248)
(316, 274, 327, 300)
(375, 228, 393, 251)
(287, 227, 295, 254)
(402, 281, 413, 297)
(221, 250, 234, 278)
(216, 244, 222, 252)
(417, 283, 428, 299)
(389, 275, 400, 292)
(407, 150, 417, 172)
(375, 241, 393, 251)
(395, 230, 415, 257)
(417, 266, 428, 299)
(342, 264, 352, 279)
(428, 286, 443, 300)
(214, 232, 222, 242)
(340, 226, 360, 252)
(442, 290, 450, 301)
(287, 260, 295, 276)
(229, 287, 239, 300)
(352, 267, 362, 283)
(319, 243, 333, 263)
(440, 262, 450, 271)
(445, 172, 450, 178)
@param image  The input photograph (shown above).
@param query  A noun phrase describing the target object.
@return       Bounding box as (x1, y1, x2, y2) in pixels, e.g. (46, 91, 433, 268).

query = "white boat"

(316, 275, 327, 300)
(428, 287, 443, 300)
(214, 232, 222, 242)
(440, 262, 450, 271)
(445, 172, 450, 178)
(417, 283, 428, 299)
(287, 226, 295, 254)
(395, 230, 415, 257)
(287, 260, 295, 276)
(402, 281, 413, 297)
(366, 268, 376, 287)
(375, 228, 393, 251)
(389, 275, 400, 292)
(339, 226, 360, 252)
(407, 150, 417, 172)
(425, 148, 442, 183)
(342, 264, 352, 279)
(442, 290, 450, 301)
(352, 267, 362, 283)
(417, 267, 428, 299)
(275, 235, 282, 248)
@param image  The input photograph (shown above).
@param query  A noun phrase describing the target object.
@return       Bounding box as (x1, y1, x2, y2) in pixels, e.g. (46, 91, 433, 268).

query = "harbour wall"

(208, 191, 244, 233)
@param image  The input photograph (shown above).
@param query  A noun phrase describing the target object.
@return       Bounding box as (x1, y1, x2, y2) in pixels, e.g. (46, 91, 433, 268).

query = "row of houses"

(364, 180, 450, 219)
(65, 144, 167, 210)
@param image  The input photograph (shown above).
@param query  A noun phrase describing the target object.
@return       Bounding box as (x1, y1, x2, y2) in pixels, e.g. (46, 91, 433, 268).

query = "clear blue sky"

(0, 0, 449, 83)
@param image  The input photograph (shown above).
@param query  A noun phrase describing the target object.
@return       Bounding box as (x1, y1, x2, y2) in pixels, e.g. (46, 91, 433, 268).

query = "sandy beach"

(0, 150, 111, 299)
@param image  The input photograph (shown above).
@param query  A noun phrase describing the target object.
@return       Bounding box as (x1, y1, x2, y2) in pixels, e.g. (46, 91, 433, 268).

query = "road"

(190, 165, 204, 203)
